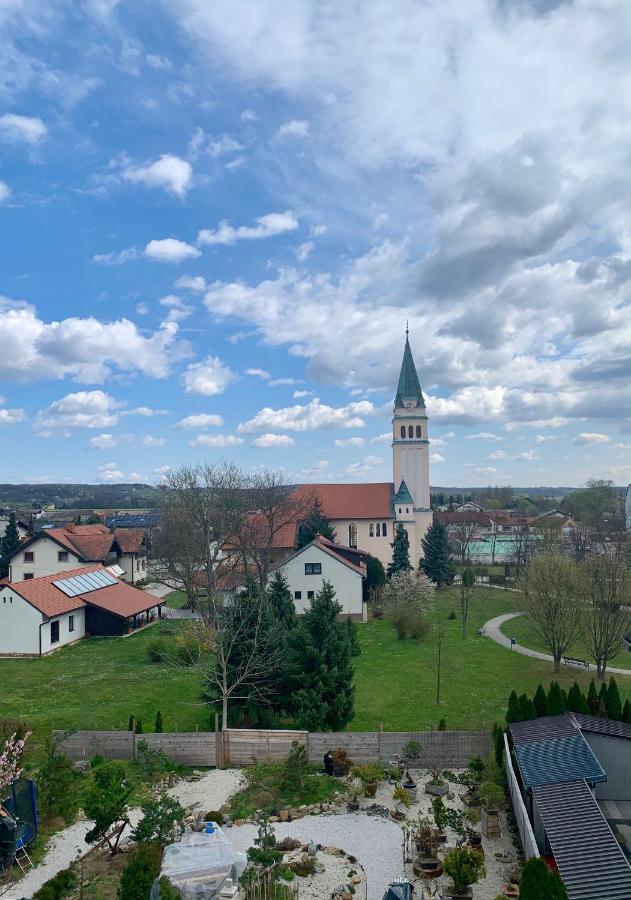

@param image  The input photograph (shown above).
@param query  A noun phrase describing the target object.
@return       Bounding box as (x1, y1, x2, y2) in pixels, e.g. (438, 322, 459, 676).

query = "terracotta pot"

(413, 857, 443, 879)
(364, 782, 378, 797)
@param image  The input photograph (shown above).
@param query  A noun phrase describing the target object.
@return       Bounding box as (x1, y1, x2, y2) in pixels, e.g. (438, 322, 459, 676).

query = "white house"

(269, 535, 367, 621)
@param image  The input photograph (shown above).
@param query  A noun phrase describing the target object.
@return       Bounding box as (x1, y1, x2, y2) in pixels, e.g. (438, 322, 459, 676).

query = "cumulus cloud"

(0, 181, 10, 202)
(121, 154, 192, 197)
(430, 452, 445, 463)
(465, 432, 503, 442)
(277, 119, 309, 139)
(573, 432, 611, 445)
(145, 238, 200, 263)
(0, 113, 47, 144)
(36, 391, 123, 433)
(176, 414, 224, 429)
(486, 449, 507, 460)
(197, 211, 298, 246)
(252, 433, 295, 448)
(238, 398, 374, 433)
(181, 356, 236, 395)
(0, 405, 26, 425)
(295, 241, 314, 262)
(141, 434, 166, 447)
(97, 462, 125, 481)
(514, 450, 539, 461)
(189, 433, 244, 447)
(89, 433, 117, 449)
(175, 274, 207, 292)
(159, 294, 193, 322)
(245, 368, 270, 379)
(334, 437, 365, 448)
(123, 407, 169, 417)
(370, 433, 392, 444)
(293, 389, 314, 398)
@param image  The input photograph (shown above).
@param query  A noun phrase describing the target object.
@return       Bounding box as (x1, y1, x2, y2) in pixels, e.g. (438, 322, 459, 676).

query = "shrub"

(478, 782, 505, 812)
(37, 747, 75, 821)
(134, 740, 178, 779)
(409, 613, 431, 640)
(403, 740, 421, 763)
(443, 847, 486, 894)
(280, 742, 311, 793)
(33, 868, 77, 900)
(90, 754, 105, 768)
(448, 609, 457, 620)
(117, 843, 162, 900)
(158, 876, 182, 899)
(352, 762, 384, 785)
(155, 710, 164, 733)
(437, 718, 446, 731)
(204, 809, 225, 825)
(132, 792, 185, 846)
(331, 747, 353, 775)
(84, 760, 133, 854)
(520, 857, 568, 899)
(147, 639, 170, 663)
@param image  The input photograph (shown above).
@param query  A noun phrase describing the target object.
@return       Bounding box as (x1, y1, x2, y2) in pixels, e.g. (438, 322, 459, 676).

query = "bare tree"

(537, 516, 565, 552)
(448, 518, 481, 565)
(522, 551, 580, 673)
(152, 502, 204, 607)
(579, 554, 631, 679)
(384, 570, 434, 639)
(459, 567, 476, 639)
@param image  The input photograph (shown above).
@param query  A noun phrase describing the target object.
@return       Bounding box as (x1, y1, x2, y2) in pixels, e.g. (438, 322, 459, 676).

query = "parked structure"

(0, 564, 163, 656)
(8, 523, 148, 583)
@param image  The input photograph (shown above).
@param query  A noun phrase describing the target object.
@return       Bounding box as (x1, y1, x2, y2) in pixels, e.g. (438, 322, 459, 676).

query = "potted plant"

(391, 785, 412, 821)
(423, 747, 449, 797)
(465, 808, 481, 847)
(331, 747, 353, 777)
(403, 769, 418, 802)
(411, 816, 443, 879)
(347, 782, 362, 812)
(478, 782, 504, 839)
(403, 739, 422, 766)
(443, 847, 486, 898)
(352, 762, 384, 798)
(430, 797, 450, 843)
(458, 767, 482, 808)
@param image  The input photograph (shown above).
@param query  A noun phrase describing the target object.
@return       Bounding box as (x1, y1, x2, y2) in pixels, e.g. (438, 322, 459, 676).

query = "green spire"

(394, 479, 413, 505)
(394, 332, 425, 409)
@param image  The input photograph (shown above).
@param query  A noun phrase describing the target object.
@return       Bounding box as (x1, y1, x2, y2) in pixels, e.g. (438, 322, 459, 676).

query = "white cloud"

(0, 114, 46, 144)
(370, 433, 392, 444)
(141, 434, 166, 447)
(123, 407, 169, 417)
(159, 294, 193, 322)
(0, 404, 26, 425)
(36, 391, 123, 433)
(514, 450, 539, 461)
(573, 432, 611, 445)
(340, 455, 383, 479)
(175, 413, 224, 429)
(238, 398, 374, 433)
(146, 53, 173, 71)
(293, 389, 314, 398)
(175, 275, 207, 292)
(145, 238, 200, 263)
(252, 433, 295, 448)
(92, 247, 140, 265)
(189, 434, 244, 448)
(197, 211, 298, 246)
(535, 434, 557, 444)
(181, 356, 236, 395)
(245, 368, 270, 379)
(121, 154, 192, 197)
(334, 437, 365, 448)
(97, 462, 125, 481)
(465, 432, 503, 442)
(0, 181, 10, 202)
(89, 433, 117, 449)
(268, 377, 302, 387)
(486, 449, 507, 460)
(277, 119, 309, 139)
(135, 302, 149, 316)
(430, 452, 445, 463)
(295, 241, 314, 262)
(241, 108, 258, 122)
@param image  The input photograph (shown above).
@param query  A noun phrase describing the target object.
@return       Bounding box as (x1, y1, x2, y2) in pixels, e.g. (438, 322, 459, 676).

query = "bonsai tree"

(423, 745, 448, 792)
(392, 784, 412, 818)
(132, 792, 185, 846)
(331, 747, 353, 776)
(443, 847, 486, 897)
(352, 762, 384, 796)
(478, 782, 505, 813)
(412, 815, 441, 862)
(403, 739, 422, 765)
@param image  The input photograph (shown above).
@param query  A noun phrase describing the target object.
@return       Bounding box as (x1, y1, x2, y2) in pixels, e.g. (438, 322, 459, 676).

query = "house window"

(369, 523, 374, 537)
(50, 620, 60, 644)
(305, 563, 322, 575)
(58, 551, 68, 562)
(416, 425, 422, 438)
(307, 591, 315, 600)
(69, 615, 75, 633)
(24, 573, 34, 580)
(406, 507, 410, 514)
(348, 523, 358, 548)
(376, 523, 381, 537)
(400, 426, 405, 438)
(294, 591, 302, 600)
(382, 523, 387, 537)
(408, 425, 413, 438)
(24, 551, 34, 563)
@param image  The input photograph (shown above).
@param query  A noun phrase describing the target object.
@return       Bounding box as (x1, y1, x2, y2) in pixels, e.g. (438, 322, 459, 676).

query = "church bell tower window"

(349, 523, 357, 548)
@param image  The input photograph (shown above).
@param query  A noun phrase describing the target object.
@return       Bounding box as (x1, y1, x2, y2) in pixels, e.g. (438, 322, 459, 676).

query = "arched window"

(382, 522, 387, 537)
(416, 425, 422, 438)
(406, 507, 409, 514)
(400, 425, 405, 439)
(369, 523, 374, 537)
(376, 523, 381, 537)
(349, 523, 358, 548)
(408, 425, 413, 438)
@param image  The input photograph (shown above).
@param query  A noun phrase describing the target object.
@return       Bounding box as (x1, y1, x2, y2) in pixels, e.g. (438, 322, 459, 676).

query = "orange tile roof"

(2, 564, 162, 619)
(292, 483, 394, 520)
(113, 528, 145, 554)
(31, 524, 145, 561)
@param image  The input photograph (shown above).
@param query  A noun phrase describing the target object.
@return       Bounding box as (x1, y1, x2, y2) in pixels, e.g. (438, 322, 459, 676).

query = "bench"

(476, 626, 486, 636)
(563, 656, 589, 669)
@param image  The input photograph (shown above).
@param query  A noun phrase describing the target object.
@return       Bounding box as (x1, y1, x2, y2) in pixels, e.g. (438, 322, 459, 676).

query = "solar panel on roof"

(80, 572, 103, 590)
(55, 579, 82, 597)
(53, 570, 117, 596)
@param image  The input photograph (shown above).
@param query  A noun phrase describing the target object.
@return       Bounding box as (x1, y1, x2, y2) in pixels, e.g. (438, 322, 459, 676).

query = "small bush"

(448, 609, 457, 620)
(403, 740, 421, 763)
(409, 614, 431, 640)
(158, 876, 182, 899)
(280, 742, 311, 793)
(34, 868, 77, 900)
(132, 792, 185, 846)
(38, 747, 75, 821)
(117, 843, 162, 900)
(90, 754, 105, 768)
(204, 809, 225, 825)
(147, 639, 170, 663)
(134, 740, 180, 779)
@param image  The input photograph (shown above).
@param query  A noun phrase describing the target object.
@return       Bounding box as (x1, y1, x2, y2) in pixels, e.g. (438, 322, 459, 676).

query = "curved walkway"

(483, 612, 631, 676)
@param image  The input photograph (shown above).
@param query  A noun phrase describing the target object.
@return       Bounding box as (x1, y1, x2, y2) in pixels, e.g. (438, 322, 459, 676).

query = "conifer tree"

(420, 521, 455, 587)
(606, 676, 622, 721)
(0, 513, 21, 578)
(296, 497, 336, 547)
(154, 710, 163, 733)
(519, 857, 568, 900)
(622, 699, 631, 723)
(493, 724, 505, 767)
(567, 683, 589, 715)
(598, 681, 609, 716)
(533, 684, 547, 718)
(519, 693, 536, 720)
(506, 690, 522, 724)
(587, 678, 599, 714)
(287, 581, 355, 731)
(546, 681, 566, 715)
(267, 571, 297, 632)
(387, 523, 412, 578)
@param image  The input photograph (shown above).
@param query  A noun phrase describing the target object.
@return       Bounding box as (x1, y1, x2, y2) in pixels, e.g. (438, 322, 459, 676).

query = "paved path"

(483, 612, 631, 676)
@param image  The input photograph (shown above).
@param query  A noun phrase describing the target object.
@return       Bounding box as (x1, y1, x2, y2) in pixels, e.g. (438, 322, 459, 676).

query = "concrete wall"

(10, 535, 81, 581)
(584, 732, 631, 800)
(0, 588, 84, 655)
(275, 543, 363, 616)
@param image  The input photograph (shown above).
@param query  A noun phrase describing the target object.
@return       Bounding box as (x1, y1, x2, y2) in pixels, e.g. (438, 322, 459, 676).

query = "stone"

(268, 816, 280, 823)
(279, 809, 290, 822)
(234, 819, 245, 827)
(324, 847, 345, 857)
(277, 837, 302, 852)
(314, 863, 325, 874)
(351, 875, 362, 884)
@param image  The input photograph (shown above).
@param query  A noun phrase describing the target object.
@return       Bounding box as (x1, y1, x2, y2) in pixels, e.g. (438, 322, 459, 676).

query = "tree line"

(506, 677, 630, 724)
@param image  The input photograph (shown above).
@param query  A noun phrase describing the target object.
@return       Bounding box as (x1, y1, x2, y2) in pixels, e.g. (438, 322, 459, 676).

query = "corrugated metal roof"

(515, 733, 606, 789)
(510, 714, 578, 745)
(533, 780, 631, 900)
(573, 713, 631, 742)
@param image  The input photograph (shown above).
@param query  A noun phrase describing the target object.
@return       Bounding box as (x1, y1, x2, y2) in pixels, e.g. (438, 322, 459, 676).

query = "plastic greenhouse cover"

(151, 828, 247, 900)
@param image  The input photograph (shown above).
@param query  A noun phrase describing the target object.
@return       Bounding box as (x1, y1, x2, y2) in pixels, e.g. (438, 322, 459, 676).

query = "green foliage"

(492, 724, 504, 767)
(33, 868, 77, 900)
(230, 758, 339, 820)
(606, 676, 623, 721)
(403, 740, 422, 762)
(519, 693, 536, 720)
(519, 857, 569, 899)
(443, 847, 486, 893)
(365, 554, 386, 593)
(37, 745, 75, 821)
(345, 615, 361, 657)
(478, 782, 505, 812)
(128, 715, 135, 731)
(567, 682, 589, 714)
(134, 739, 180, 780)
(297, 496, 337, 547)
(84, 760, 133, 852)
(587, 678, 599, 713)
(533, 684, 547, 718)
(352, 762, 385, 785)
(506, 690, 522, 723)
(462, 567, 476, 590)
(623, 699, 631, 723)
(420, 521, 455, 587)
(0, 514, 21, 578)
(546, 681, 566, 716)
(158, 876, 182, 899)
(132, 792, 185, 846)
(135, 720, 143, 734)
(387, 523, 412, 578)
(267, 571, 298, 632)
(280, 742, 311, 794)
(598, 681, 609, 716)
(147, 639, 170, 663)
(438, 718, 447, 731)
(155, 710, 164, 733)
(117, 843, 162, 900)
(287, 581, 355, 731)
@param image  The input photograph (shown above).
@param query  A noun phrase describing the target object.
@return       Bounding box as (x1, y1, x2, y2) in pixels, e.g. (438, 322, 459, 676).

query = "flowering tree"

(0, 730, 31, 796)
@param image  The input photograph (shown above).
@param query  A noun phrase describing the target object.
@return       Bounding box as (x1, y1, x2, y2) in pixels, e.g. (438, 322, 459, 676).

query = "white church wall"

(328, 518, 394, 567)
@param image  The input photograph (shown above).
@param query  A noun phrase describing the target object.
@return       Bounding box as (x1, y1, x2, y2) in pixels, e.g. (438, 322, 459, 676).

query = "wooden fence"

(54, 727, 490, 769)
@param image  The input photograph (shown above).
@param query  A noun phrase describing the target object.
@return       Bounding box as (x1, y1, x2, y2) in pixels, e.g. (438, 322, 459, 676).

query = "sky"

(1, 0, 631, 488)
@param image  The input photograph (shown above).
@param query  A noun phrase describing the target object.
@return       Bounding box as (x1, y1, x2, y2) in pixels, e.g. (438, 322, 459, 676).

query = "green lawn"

(164, 590, 188, 609)
(499, 612, 631, 671)
(3, 587, 629, 742)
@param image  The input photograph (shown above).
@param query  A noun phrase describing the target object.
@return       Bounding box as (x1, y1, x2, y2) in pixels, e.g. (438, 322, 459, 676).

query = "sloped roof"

(81, 580, 160, 618)
(434, 511, 494, 527)
(533, 779, 631, 899)
(290, 483, 394, 521)
(271, 536, 367, 577)
(573, 712, 631, 741)
(14, 524, 145, 562)
(113, 528, 145, 554)
(514, 732, 606, 789)
(510, 714, 579, 746)
(394, 335, 425, 408)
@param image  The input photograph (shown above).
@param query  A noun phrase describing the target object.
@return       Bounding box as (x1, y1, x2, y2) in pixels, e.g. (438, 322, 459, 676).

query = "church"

(281, 332, 433, 569)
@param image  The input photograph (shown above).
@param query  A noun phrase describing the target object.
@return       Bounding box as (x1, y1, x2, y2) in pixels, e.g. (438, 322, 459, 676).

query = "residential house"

(454, 501, 484, 512)
(0, 564, 164, 656)
(0, 513, 30, 541)
(9, 523, 148, 584)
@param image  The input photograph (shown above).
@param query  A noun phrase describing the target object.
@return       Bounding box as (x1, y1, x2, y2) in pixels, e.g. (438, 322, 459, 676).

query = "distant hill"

(0, 483, 159, 510)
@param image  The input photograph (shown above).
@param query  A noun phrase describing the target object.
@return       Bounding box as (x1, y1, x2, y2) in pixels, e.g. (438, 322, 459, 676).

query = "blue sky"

(1, 0, 631, 487)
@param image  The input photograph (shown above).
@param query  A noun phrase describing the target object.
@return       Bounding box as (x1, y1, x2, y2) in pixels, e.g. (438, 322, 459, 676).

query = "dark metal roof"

(104, 512, 161, 528)
(510, 714, 578, 746)
(574, 713, 631, 741)
(393, 479, 414, 505)
(394, 335, 425, 408)
(533, 780, 631, 900)
(514, 733, 606, 789)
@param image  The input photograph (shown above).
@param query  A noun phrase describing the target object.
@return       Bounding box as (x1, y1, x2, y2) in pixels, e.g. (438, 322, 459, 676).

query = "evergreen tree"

(567, 683, 589, 715)
(598, 682, 609, 717)
(606, 676, 622, 721)
(622, 699, 631, 723)
(519, 857, 568, 900)
(533, 684, 547, 718)
(0, 514, 21, 578)
(546, 681, 566, 715)
(287, 581, 355, 730)
(506, 690, 522, 724)
(587, 678, 599, 714)
(420, 521, 455, 587)
(135, 720, 143, 734)
(154, 710, 163, 733)
(519, 693, 536, 720)
(128, 716, 135, 732)
(344, 615, 361, 657)
(365, 554, 386, 594)
(492, 723, 505, 767)
(267, 571, 298, 632)
(387, 523, 412, 578)
(296, 497, 336, 548)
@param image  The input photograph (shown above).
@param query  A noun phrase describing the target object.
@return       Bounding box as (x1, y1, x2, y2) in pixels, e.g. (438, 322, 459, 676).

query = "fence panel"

(504, 733, 539, 859)
(308, 730, 490, 767)
(224, 729, 308, 766)
(141, 733, 216, 767)
(53, 730, 216, 766)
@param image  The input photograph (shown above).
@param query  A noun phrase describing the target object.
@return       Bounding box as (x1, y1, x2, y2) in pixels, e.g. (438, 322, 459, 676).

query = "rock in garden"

(277, 837, 302, 851)
(268, 816, 280, 823)
(279, 809, 290, 822)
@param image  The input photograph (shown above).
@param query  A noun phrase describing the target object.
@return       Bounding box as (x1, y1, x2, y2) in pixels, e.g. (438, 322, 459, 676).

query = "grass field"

(2, 586, 629, 741)
(499, 612, 631, 671)
(164, 589, 189, 609)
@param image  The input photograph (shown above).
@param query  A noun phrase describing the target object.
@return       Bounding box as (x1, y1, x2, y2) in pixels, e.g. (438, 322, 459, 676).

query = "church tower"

(392, 329, 433, 566)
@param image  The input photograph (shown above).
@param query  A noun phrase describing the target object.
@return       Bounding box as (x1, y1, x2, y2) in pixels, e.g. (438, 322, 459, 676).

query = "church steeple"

(394, 332, 425, 410)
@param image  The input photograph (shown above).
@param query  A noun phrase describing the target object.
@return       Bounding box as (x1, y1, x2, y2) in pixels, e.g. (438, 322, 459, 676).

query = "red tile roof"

(24, 524, 146, 562)
(113, 528, 145, 554)
(1, 564, 162, 619)
(292, 483, 393, 520)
